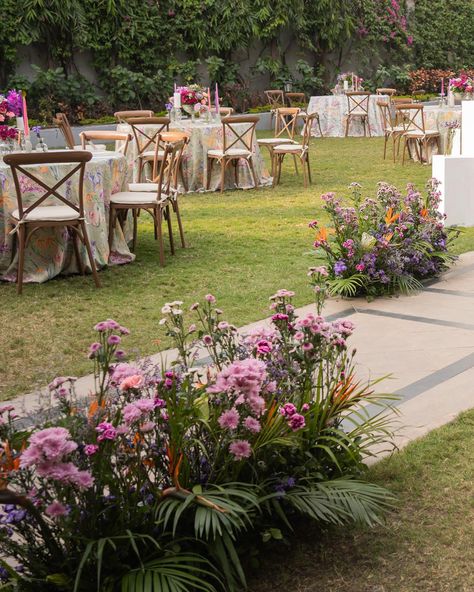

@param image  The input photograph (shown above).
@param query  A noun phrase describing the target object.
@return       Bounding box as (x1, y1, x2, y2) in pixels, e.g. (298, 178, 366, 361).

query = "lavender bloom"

(334, 260, 347, 276)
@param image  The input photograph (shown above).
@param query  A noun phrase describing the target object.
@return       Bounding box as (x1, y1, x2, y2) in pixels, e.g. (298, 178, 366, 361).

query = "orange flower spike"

(384, 207, 400, 226)
(384, 232, 394, 242)
(420, 208, 429, 218)
(316, 227, 328, 243)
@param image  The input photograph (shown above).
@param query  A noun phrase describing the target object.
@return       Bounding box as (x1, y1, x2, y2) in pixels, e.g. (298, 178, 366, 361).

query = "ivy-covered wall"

(2, 0, 474, 121)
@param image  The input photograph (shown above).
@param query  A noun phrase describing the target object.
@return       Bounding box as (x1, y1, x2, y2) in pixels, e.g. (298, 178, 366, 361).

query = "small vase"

(36, 137, 48, 152)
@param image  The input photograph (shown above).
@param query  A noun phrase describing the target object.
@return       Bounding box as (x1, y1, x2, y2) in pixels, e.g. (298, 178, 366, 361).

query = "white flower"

(159, 318, 167, 325)
(161, 305, 172, 314)
(172, 309, 183, 316)
(170, 300, 184, 306)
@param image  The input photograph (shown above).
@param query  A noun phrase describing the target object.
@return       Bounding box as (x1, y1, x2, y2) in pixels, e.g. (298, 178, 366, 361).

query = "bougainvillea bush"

(0, 288, 396, 592)
(310, 181, 458, 298)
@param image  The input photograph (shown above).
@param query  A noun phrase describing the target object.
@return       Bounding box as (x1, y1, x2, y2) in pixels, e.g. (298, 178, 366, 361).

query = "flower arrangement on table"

(0, 282, 396, 590)
(336, 72, 364, 92)
(443, 120, 461, 155)
(310, 181, 458, 298)
(170, 84, 210, 116)
(449, 75, 474, 95)
(0, 89, 22, 146)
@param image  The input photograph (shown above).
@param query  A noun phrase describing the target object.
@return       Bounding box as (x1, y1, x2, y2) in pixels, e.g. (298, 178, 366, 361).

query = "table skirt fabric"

(118, 120, 272, 192)
(0, 151, 134, 284)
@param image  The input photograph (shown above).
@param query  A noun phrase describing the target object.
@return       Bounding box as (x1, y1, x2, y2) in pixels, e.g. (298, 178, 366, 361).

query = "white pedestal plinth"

(433, 154, 474, 226)
(461, 100, 474, 155)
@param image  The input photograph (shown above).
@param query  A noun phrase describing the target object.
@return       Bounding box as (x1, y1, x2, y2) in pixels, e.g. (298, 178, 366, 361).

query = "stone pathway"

(11, 253, 474, 458)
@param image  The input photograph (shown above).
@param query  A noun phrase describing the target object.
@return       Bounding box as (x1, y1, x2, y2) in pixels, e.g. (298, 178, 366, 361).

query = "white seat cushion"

(12, 206, 80, 222)
(74, 144, 107, 151)
(208, 148, 251, 158)
(139, 150, 165, 160)
(258, 138, 296, 145)
(111, 191, 168, 205)
(273, 144, 303, 153)
(128, 182, 160, 192)
(404, 129, 439, 137)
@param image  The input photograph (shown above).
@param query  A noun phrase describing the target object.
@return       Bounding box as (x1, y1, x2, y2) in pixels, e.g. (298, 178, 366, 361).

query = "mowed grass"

(1, 136, 473, 398)
(249, 408, 474, 592)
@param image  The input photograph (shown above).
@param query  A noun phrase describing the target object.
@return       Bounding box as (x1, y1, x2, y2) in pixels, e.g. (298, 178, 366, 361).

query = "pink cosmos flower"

(244, 416, 261, 433)
(120, 374, 144, 391)
(45, 502, 69, 518)
(229, 439, 252, 460)
(205, 294, 216, 303)
(218, 408, 240, 430)
(108, 335, 121, 345)
(302, 342, 314, 351)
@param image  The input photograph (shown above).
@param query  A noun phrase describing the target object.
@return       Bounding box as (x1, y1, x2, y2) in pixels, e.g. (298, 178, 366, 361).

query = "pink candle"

(22, 92, 30, 137)
(441, 78, 445, 96)
(208, 87, 211, 107)
(215, 83, 220, 113)
(174, 82, 177, 92)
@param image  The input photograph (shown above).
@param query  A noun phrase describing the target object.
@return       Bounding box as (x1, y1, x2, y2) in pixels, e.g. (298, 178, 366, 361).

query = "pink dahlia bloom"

(244, 416, 261, 433)
(21, 427, 77, 467)
(45, 501, 69, 518)
(229, 439, 252, 460)
(218, 408, 240, 430)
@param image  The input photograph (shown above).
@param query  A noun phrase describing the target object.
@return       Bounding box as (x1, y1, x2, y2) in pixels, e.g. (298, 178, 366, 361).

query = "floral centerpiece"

(0, 278, 396, 590)
(335, 72, 363, 93)
(310, 181, 458, 298)
(449, 75, 474, 96)
(171, 84, 209, 117)
(0, 89, 22, 150)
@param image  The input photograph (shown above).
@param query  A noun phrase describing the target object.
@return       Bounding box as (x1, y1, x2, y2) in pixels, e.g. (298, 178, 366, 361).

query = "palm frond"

(327, 274, 367, 297)
(394, 274, 423, 294)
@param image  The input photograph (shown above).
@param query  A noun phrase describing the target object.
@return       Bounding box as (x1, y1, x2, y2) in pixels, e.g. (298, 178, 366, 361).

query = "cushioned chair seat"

(273, 144, 303, 153)
(110, 191, 168, 205)
(385, 126, 405, 133)
(139, 150, 166, 160)
(73, 144, 107, 151)
(258, 138, 296, 145)
(128, 182, 160, 192)
(404, 129, 439, 137)
(208, 148, 251, 158)
(12, 206, 80, 222)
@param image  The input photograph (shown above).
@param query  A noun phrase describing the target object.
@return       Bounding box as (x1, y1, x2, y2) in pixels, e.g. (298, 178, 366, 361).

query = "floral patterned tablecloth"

(307, 94, 386, 137)
(407, 105, 462, 163)
(117, 119, 272, 191)
(0, 151, 134, 284)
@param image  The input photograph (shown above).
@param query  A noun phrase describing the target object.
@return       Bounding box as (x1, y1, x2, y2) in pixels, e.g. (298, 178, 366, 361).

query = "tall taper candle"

(215, 83, 220, 113)
(22, 92, 30, 137)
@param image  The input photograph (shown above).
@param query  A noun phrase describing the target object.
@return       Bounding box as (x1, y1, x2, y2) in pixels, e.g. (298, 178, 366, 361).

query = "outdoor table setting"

(117, 117, 272, 192)
(307, 93, 387, 137)
(0, 150, 134, 284)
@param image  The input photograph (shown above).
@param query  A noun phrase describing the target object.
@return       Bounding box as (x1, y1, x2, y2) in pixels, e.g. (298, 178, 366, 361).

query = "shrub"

(0, 284, 396, 591)
(310, 181, 458, 298)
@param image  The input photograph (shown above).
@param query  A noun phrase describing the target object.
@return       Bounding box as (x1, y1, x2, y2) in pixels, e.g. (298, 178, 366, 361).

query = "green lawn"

(249, 408, 474, 592)
(1, 136, 473, 398)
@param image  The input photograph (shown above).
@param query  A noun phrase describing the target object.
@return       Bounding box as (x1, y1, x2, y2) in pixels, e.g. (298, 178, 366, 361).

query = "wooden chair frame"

(272, 113, 316, 188)
(109, 139, 186, 266)
(285, 92, 306, 106)
(125, 116, 170, 182)
(114, 110, 154, 123)
(376, 88, 397, 96)
(396, 104, 441, 165)
(80, 131, 132, 156)
(3, 151, 100, 294)
(377, 100, 404, 161)
(206, 115, 259, 193)
(345, 92, 371, 137)
(54, 113, 75, 149)
(258, 107, 300, 175)
(218, 107, 234, 117)
(264, 90, 285, 109)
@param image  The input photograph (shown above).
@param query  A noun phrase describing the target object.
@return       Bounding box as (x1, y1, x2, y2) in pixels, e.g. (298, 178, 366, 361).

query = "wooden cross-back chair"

(124, 116, 170, 182)
(54, 113, 76, 149)
(345, 92, 372, 137)
(376, 88, 397, 96)
(258, 107, 300, 175)
(206, 115, 259, 193)
(114, 110, 154, 123)
(377, 100, 405, 161)
(80, 131, 132, 156)
(395, 104, 440, 164)
(218, 107, 234, 117)
(3, 151, 101, 294)
(272, 113, 317, 188)
(264, 90, 285, 109)
(285, 92, 306, 107)
(109, 138, 187, 265)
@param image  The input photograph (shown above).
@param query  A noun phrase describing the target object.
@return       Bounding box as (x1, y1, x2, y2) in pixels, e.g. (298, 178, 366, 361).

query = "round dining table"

(307, 94, 387, 137)
(0, 151, 134, 284)
(117, 118, 272, 192)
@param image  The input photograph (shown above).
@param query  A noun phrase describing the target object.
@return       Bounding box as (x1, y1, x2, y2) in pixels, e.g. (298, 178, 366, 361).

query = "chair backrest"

(3, 151, 93, 221)
(392, 97, 414, 105)
(124, 116, 170, 157)
(395, 104, 425, 133)
(151, 131, 190, 181)
(151, 138, 187, 200)
(79, 131, 132, 155)
(219, 107, 234, 117)
(285, 92, 306, 106)
(346, 92, 371, 115)
(273, 107, 300, 140)
(264, 90, 285, 109)
(114, 110, 154, 123)
(376, 88, 396, 96)
(221, 115, 259, 153)
(54, 113, 75, 149)
(376, 100, 393, 131)
(301, 113, 318, 148)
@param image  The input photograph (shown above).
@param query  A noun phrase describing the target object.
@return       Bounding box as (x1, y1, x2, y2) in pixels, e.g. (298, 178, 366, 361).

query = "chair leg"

(277, 155, 283, 185)
(173, 199, 186, 248)
(345, 116, 350, 137)
(165, 205, 175, 255)
(367, 117, 371, 138)
(383, 135, 388, 160)
(179, 160, 188, 192)
(79, 220, 101, 288)
(306, 154, 312, 184)
(423, 137, 428, 164)
(108, 206, 116, 250)
(132, 209, 138, 252)
(317, 117, 323, 138)
(72, 227, 85, 275)
(248, 157, 259, 189)
(219, 159, 226, 193)
(16, 224, 26, 295)
(206, 158, 214, 190)
(234, 160, 239, 187)
(402, 138, 407, 165)
(292, 154, 299, 175)
(155, 208, 165, 267)
(302, 156, 308, 188)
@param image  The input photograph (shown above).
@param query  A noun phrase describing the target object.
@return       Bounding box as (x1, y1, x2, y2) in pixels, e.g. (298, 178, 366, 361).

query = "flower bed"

(310, 181, 458, 298)
(0, 288, 396, 591)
